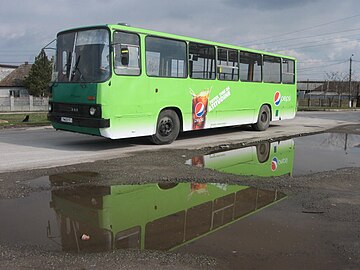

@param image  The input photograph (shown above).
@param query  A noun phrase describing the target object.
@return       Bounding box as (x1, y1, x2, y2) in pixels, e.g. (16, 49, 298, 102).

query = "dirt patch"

(0, 126, 359, 269)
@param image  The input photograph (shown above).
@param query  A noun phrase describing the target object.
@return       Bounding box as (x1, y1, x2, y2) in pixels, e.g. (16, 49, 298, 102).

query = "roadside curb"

(298, 108, 359, 112)
(0, 124, 51, 130)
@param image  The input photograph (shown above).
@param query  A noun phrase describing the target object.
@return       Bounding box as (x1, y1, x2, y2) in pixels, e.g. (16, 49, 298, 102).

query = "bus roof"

(60, 24, 296, 61)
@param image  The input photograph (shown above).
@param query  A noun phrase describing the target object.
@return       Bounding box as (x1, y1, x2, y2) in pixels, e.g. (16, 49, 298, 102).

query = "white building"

(0, 63, 31, 97)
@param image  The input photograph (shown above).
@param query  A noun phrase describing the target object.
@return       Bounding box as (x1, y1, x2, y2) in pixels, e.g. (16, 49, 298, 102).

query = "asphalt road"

(1, 111, 360, 270)
(0, 113, 358, 173)
(297, 110, 360, 121)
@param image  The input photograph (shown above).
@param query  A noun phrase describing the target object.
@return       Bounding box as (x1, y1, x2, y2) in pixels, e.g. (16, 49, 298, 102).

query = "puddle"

(0, 178, 285, 253)
(293, 133, 360, 175)
(187, 133, 360, 177)
(24, 176, 51, 188)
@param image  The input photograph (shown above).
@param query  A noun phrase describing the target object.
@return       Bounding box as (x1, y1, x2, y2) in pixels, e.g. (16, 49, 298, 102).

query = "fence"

(0, 96, 49, 112)
(1, 94, 358, 112)
(298, 94, 359, 108)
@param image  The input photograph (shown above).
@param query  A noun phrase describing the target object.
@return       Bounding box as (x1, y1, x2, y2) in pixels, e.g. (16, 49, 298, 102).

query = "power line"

(0, 60, 35, 64)
(249, 27, 360, 47)
(298, 71, 329, 74)
(243, 13, 360, 46)
(298, 60, 348, 71)
(273, 37, 360, 52)
(263, 32, 360, 52)
(0, 49, 39, 52)
(297, 59, 351, 80)
(298, 73, 328, 77)
(300, 59, 351, 63)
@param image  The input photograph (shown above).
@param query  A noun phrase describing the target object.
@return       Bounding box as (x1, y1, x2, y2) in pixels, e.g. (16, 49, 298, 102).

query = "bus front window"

(55, 28, 110, 83)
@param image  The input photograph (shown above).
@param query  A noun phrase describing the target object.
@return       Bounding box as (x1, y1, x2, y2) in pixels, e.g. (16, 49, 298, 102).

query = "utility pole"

(326, 80, 329, 107)
(349, 54, 354, 107)
(307, 78, 310, 107)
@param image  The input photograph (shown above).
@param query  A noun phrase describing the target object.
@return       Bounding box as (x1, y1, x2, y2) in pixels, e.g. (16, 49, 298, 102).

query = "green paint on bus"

(48, 24, 296, 144)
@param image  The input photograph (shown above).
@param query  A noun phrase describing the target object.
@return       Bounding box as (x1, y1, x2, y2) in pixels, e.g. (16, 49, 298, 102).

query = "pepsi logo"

(195, 102, 206, 117)
(274, 91, 281, 106)
(271, 157, 278, 171)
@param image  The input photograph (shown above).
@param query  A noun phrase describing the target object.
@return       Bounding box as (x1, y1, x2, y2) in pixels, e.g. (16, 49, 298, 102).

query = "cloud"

(224, 0, 319, 10)
(1, 0, 360, 80)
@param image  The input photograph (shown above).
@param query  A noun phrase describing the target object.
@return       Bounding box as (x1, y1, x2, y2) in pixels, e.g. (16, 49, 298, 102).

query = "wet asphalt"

(0, 112, 360, 270)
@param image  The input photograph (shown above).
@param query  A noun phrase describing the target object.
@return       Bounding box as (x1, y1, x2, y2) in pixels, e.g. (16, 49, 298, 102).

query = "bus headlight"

(89, 107, 97, 116)
(48, 103, 52, 112)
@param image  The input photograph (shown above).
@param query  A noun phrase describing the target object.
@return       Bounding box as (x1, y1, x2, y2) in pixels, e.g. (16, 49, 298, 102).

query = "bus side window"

(115, 226, 141, 249)
(145, 36, 187, 78)
(113, 31, 141, 76)
(217, 48, 239, 81)
(189, 43, 216, 80)
(240, 51, 262, 82)
(282, 58, 295, 84)
(145, 211, 186, 250)
(263, 55, 281, 83)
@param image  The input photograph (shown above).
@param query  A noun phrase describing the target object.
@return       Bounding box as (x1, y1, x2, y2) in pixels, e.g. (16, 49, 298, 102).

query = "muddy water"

(0, 177, 348, 269)
(0, 181, 285, 253)
(293, 132, 360, 175)
(1, 132, 358, 269)
(187, 133, 360, 177)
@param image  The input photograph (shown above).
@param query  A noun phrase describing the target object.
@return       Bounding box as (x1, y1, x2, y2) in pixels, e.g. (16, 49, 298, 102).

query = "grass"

(0, 112, 50, 128)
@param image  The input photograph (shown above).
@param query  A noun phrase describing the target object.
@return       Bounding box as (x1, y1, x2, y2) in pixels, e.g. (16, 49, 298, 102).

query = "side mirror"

(121, 48, 129, 66)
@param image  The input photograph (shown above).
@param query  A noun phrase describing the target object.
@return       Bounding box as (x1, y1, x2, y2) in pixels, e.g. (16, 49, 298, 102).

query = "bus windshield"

(55, 28, 110, 83)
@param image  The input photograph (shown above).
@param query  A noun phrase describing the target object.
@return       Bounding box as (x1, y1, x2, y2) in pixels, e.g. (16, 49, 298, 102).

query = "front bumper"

(48, 113, 110, 128)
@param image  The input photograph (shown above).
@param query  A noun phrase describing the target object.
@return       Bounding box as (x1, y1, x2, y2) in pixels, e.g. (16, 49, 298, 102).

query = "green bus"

(48, 179, 285, 252)
(48, 24, 296, 144)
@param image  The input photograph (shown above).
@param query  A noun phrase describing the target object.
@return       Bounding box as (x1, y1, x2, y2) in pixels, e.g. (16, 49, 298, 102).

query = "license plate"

(60, 117, 73, 123)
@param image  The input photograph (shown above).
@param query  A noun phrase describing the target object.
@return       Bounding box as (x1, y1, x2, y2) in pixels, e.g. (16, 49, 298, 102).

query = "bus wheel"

(252, 105, 270, 131)
(150, 110, 180, 144)
(158, 183, 179, 190)
(256, 142, 270, 163)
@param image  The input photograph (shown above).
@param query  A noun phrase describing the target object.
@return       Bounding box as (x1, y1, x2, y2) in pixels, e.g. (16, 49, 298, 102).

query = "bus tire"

(252, 105, 270, 131)
(256, 142, 270, 163)
(158, 183, 179, 190)
(150, 110, 180, 145)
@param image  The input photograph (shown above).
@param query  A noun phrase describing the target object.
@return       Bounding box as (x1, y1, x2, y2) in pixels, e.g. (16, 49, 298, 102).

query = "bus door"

(110, 31, 155, 137)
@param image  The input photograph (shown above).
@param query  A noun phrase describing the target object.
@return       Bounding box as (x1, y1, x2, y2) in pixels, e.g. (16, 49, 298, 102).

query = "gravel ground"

(0, 124, 359, 269)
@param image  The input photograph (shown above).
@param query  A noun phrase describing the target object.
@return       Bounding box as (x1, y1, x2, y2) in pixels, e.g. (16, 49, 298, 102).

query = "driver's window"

(113, 31, 141, 76)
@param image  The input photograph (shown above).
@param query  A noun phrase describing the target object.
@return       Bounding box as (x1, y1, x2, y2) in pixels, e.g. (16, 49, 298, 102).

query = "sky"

(1, 0, 360, 81)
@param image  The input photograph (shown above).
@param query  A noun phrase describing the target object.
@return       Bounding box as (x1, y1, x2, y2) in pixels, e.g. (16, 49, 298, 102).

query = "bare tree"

(324, 72, 349, 107)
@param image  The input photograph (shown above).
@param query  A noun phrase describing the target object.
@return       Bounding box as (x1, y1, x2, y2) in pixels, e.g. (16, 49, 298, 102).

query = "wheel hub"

(261, 112, 268, 123)
(159, 117, 173, 136)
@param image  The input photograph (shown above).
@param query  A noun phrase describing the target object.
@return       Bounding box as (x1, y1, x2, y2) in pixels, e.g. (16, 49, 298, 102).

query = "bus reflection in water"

(188, 139, 295, 177)
(47, 178, 286, 252)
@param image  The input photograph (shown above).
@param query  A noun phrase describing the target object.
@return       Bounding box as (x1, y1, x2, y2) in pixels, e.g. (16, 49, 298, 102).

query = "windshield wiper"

(70, 55, 86, 83)
(68, 32, 78, 82)
(65, 52, 72, 79)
